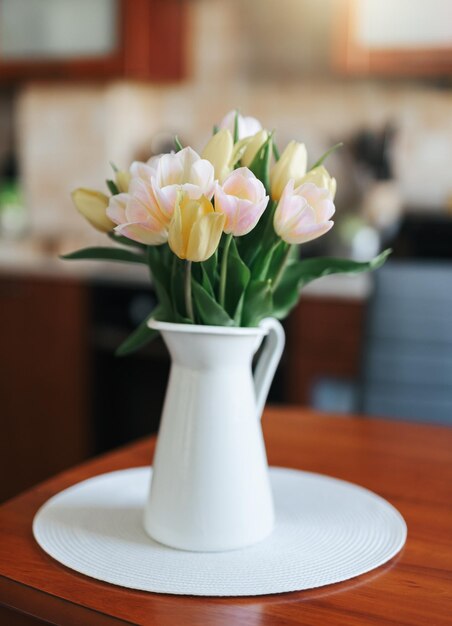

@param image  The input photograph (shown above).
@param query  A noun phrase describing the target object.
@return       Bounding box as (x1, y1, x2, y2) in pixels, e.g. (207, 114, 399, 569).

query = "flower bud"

(240, 130, 269, 167)
(201, 129, 234, 182)
(115, 170, 132, 193)
(299, 165, 336, 200)
(218, 110, 262, 140)
(214, 167, 268, 236)
(270, 141, 307, 201)
(71, 188, 114, 233)
(274, 181, 335, 245)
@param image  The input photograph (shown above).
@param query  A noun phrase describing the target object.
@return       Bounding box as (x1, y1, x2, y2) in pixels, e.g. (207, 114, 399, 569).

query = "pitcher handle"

(254, 317, 285, 420)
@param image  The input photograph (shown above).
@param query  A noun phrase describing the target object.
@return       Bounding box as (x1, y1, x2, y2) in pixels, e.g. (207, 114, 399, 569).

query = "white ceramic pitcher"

(143, 317, 285, 552)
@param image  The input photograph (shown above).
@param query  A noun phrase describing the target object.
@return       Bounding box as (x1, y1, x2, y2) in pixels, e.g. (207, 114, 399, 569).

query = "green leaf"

(271, 262, 305, 319)
(170, 256, 190, 321)
(272, 141, 280, 162)
(147, 246, 174, 318)
(267, 240, 296, 278)
(250, 239, 282, 282)
(115, 308, 161, 357)
(309, 142, 343, 171)
(233, 291, 245, 325)
(248, 134, 273, 194)
(106, 179, 119, 195)
(237, 198, 277, 269)
(233, 110, 240, 143)
(238, 138, 277, 270)
(61, 247, 147, 265)
(223, 239, 251, 319)
(213, 124, 219, 135)
(297, 249, 391, 284)
(272, 249, 391, 319)
(200, 264, 215, 298)
(192, 280, 234, 326)
(201, 250, 218, 287)
(242, 280, 273, 327)
(174, 136, 183, 152)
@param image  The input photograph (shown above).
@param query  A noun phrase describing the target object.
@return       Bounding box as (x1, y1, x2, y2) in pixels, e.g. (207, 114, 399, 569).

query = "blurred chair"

(359, 261, 452, 425)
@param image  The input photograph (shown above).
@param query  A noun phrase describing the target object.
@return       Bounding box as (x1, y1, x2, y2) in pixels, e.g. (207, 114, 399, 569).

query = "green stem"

(170, 255, 178, 316)
(219, 234, 233, 308)
(185, 260, 194, 323)
(272, 243, 292, 291)
(233, 110, 240, 143)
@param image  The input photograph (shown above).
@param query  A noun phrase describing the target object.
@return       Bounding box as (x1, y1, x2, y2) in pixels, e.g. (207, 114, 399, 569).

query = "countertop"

(0, 238, 371, 299)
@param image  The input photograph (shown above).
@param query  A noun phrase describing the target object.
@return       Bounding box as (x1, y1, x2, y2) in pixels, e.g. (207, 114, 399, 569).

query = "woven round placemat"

(33, 466, 406, 596)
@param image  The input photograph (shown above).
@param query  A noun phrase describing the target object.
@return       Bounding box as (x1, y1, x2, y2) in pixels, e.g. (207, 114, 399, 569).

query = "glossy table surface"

(0, 407, 451, 626)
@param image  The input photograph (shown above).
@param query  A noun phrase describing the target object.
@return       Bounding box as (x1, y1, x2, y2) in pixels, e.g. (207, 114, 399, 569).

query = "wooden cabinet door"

(336, 0, 452, 76)
(284, 297, 365, 405)
(0, 0, 187, 82)
(0, 276, 90, 501)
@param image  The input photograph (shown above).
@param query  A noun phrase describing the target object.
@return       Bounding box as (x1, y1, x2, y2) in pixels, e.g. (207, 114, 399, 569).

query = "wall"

(15, 0, 452, 242)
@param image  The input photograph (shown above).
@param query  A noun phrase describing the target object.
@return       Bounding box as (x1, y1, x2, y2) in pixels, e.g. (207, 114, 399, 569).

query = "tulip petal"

(215, 168, 269, 236)
(107, 193, 129, 225)
(115, 222, 167, 245)
(241, 115, 262, 138)
(270, 141, 307, 201)
(115, 170, 132, 193)
(298, 165, 336, 200)
(218, 111, 263, 140)
(127, 178, 170, 227)
(153, 183, 179, 218)
(235, 196, 268, 236)
(187, 212, 225, 262)
(157, 153, 184, 187)
(284, 221, 334, 245)
(316, 198, 336, 222)
(190, 160, 215, 197)
(130, 161, 157, 183)
(168, 200, 186, 259)
(201, 129, 233, 182)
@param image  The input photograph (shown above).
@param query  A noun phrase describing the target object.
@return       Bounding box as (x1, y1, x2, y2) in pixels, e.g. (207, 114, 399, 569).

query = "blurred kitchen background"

(1, 0, 452, 502)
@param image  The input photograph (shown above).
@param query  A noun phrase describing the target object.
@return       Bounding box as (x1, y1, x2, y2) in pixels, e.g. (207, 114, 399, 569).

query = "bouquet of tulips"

(66, 110, 389, 355)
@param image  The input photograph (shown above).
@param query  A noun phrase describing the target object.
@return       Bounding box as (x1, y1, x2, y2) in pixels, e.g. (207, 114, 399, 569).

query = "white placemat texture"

(33, 467, 406, 596)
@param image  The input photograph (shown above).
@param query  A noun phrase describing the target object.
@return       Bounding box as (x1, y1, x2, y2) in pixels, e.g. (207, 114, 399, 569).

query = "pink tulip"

(107, 148, 215, 246)
(128, 154, 161, 183)
(152, 147, 215, 217)
(107, 186, 168, 245)
(218, 111, 262, 140)
(214, 167, 269, 236)
(274, 180, 335, 245)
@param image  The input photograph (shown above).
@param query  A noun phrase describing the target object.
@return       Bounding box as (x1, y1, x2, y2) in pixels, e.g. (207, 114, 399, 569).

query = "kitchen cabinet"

(0, 275, 90, 502)
(0, 0, 187, 83)
(284, 296, 365, 405)
(337, 0, 452, 76)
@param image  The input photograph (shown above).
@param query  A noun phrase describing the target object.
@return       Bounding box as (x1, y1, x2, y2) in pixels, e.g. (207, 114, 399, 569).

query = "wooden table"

(0, 407, 451, 626)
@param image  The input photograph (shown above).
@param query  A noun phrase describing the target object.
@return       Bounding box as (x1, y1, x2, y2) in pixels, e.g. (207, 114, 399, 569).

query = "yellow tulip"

(115, 170, 131, 193)
(299, 165, 336, 200)
(168, 194, 225, 262)
(270, 140, 307, 201)
(71, 188, 114, 233)
(242, 129, 269, 167)
(201, 129, 233, 183)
